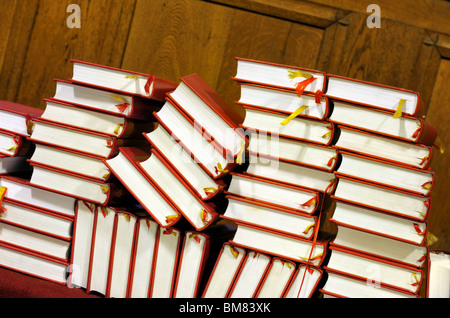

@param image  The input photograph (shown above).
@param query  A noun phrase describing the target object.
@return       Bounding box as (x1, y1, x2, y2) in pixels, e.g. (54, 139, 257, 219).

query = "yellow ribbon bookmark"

(427, 232, 438, 246)
(236, 141, 245, 165)
(393, 99, 406, 118)
(114, 124, 123, 135)
(303, 224, 315, 235)
(125, 74, 140, 80)
(0, 186, 6, 216)
(288, 70, 313, 80)
(298, 253, 323, 262)
(433, 136, 445, 154)
(110, 94, 127, 103)
(229, 246, 240, 259)
(215, 163, 228, 175)
(123, 214, 131, 222)
(165, 214, 179, 224)
(280, 105, 308, 125)
(203, 187, 217, 195)
(100, 185, 109, 194)
(7, 146, 17, 151)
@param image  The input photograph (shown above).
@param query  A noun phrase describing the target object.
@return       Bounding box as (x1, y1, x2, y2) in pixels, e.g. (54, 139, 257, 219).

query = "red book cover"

(325, 73, 425, 118)
(70, 59, 178, 101)
(0, 101, 44, 137)
(51, 79, 163, 120)
(426, 250, 450, 298)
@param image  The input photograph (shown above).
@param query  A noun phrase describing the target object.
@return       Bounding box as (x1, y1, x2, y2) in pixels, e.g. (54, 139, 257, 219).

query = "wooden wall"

(0, 0, 449, 253)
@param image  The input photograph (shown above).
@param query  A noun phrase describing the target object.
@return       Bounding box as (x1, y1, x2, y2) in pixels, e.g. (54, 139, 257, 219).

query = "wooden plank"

(204, 0, 350, 28)
(424, 58, 450, 253)
(308, 0, 450, 36)
(0, 0, 17, 76)
(0, 0, 136, 109)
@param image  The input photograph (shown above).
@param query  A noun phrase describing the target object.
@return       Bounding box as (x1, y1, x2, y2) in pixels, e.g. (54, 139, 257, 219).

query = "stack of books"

(201, 58, 337, 298)
(318, 72, 438, 298)
(0, 101, 79, 285)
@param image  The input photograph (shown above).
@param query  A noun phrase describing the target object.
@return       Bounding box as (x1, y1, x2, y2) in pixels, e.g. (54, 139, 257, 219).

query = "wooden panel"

(424, 59, 450, 252)
(0, 0, 136, 109)
(0, 0, 17, 76)
(123, 0, 324, 113)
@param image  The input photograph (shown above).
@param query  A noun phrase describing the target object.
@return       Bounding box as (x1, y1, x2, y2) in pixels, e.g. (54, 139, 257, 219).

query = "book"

(231, 222, 327, 266)
(284, 265, 323, 298)
(329, 100, 437, 145)
(29, 163, 119, 206)
(254, 258, 296, 298)
(167, 73, 247, 160)
(226, 173, 321, 215)
(68, 200, 96, 289)
(222, 195, 317, 239)
(0, 198, 73, 241)
(330, 200, 428, 247)
(0, 176, 77, 218)
(40, 99, 155, 138)
(0, 130, 33, 157)
(245, 152, 336, 194)
(240, 106, 334, 146)
(325, 74, 424, 118)
(127, 217, 159, 298)
(236, 82, 330, 121)
(427, 250, 450, 298)
(70, 59, 178, 101)
(137, 148, 219, 231)
(202, 243, 247, 298)
(29, 117, 143, 160)
(173, 224, 236, 298)
(105, 210, 138, 298)
(246, 132, 338, 172)
(0, 221, 70, 262)
(329, 224, 428, 269)
(0, 241, 69, 285)
(335, 151, 435, 196)
(104, 147, 183, 228)
(148, 226, 181, 298)
(0, 100, 44, 137)
(227, 251, 271, 298)
(143, 124, 224, 200)
(154, 100, 234, 179)
(332, 176, 431, 222)
(232, 57, 326, 95)
(51, 79, 163, 120)
(324, 246, 423, 295)
(334, 126, 433, 170)
(86, 205, 116, 296)
(319, 271, 417, 298)
(29, 143, 112, 182)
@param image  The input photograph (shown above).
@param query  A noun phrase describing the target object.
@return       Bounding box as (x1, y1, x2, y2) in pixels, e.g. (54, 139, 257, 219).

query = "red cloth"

(0, 267, 100, 298)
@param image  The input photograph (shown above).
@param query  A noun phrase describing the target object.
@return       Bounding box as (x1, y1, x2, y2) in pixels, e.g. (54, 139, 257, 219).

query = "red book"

(143, 124, 225, 201)
(324, 245, 424, 295)
(254, 257, 297, 298)
(0, 101, 44, 137)
(51, 79, 163, 120)
(154, 100, 236, 179)
(236, 82, 330, 121)
(0, 129, 33, 157)
(325, 73, 425, 118)
(70, 60, 178, 101)
(233, 57, 327, 95)
(104, 147, 182, 228)
(28, 162, 120, 206)
(329, 100, 437, 146)
(40, 98, 155, 138)
(426, 250, 450, 298)
(283, 264, 323, 298)
(332, 176, 431, 222)
(335, 150, 435, 197)
(168, 73, 247, 160)
(335, 125, 433, 170)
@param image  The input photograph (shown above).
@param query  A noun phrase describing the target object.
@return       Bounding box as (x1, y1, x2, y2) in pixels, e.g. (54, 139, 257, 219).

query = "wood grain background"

(0, 0, 448, 285)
